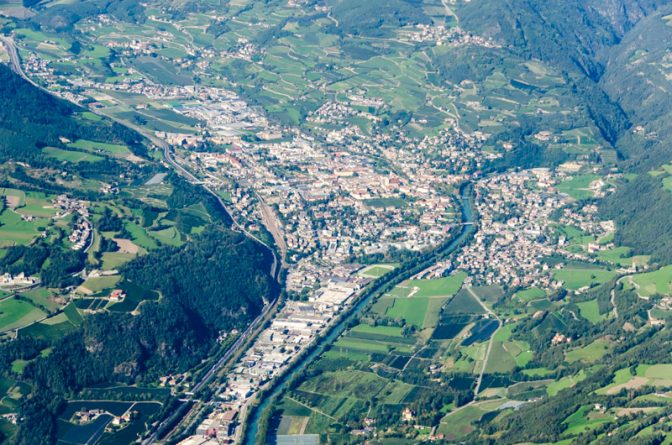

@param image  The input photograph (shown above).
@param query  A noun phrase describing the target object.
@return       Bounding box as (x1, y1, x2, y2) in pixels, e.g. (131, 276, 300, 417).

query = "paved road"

(1, 36, 44, 91)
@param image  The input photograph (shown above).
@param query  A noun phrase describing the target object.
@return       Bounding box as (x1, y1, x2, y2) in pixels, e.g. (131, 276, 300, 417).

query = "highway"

(1, 36, 44, 91)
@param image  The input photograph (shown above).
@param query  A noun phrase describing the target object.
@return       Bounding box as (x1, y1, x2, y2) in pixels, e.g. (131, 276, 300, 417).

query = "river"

(242, 183, 477, 444)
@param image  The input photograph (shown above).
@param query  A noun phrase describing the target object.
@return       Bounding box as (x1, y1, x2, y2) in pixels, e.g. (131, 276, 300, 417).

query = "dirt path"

(610, 288, 618, 318)
(465, 286, 502, 398)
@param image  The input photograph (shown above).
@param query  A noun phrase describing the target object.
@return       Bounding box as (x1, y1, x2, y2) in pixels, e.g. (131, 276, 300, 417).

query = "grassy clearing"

(522, 367, 554, 378)
(514, 287, 546, 302)
(0, 188, 25, 207)
(124, 222, 159, 250)
(386, 297, 429, 328)
(78, 275, 121, 294)
(350, 324, 404, 337)
(438, 399, 504, 439)
(101, 252, 135, 270)
(485, 341, 516, 373)
(547, 370, 588, 396)
(68, 139, 130, 156)
(333, 338, 394, 354)
(0, 208, 45, 245)
(562, 405, 613, 436)
(298, 370, 389, 400)
(556, 174, 599, 200)
(595, 246, 649, 267)
(20, 288, 58, 312)
(577, 300, 605, 323)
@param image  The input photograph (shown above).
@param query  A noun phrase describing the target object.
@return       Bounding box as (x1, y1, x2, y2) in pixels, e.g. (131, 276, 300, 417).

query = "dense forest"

(122, 225, 276, 332)
(599, 175, 672, 264)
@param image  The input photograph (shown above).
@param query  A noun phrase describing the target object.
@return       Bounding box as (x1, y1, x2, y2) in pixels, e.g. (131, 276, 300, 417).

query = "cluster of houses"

(0, 273, 38, 288)
(399, 23, 500, 49)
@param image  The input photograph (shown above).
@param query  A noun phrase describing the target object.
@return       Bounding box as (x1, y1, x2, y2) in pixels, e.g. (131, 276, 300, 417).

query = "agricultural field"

(514, 287, 546, 302)
(597, 365, 672, 395)
(404, 272, 468, 298)
(438, 399, 506, 439)
(576, 299, 606, 323)
(67, 139, 131, 157)
(42, 146, 104, 163)
(553, 267, 616, 291)
(565, 337, 613, 364)
(0, 297, 46, 333)
(625, 265, 672, 297)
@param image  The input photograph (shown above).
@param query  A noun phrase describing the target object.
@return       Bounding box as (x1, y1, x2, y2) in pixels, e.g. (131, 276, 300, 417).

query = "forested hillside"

(123, 226, 275, 333)
(0, 64, 144, 161)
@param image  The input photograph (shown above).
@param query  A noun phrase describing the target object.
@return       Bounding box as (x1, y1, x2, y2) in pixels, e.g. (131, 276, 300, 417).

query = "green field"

(101, 252, 135, 270)
(350, 324, 404, 337)
(627, 265, 672, 297)
(125, 222, 159, 250)
(357, 264, 396, 278)
(385, 297, 429, 328)
(0, 298, 46, 332)
(438, 399, 504, 439)
(565, 338, 612, 363)
(333, 337, 411, 354)
(577, 300, 605, 323)
(485, 341, 517, 373)
(547, 370, 588, 396)
(68, 139, 130, 156)
(595, 246, 649, 267)
(556, 174, 599, 200)
(553, 267, 616, 290)
(0, 188, 25, 207)
(78, 275, 121, 294)
(17, 192, 57, 218)
(42, 146, 104, 163)
(562, 405, 612, 436)
(0, 208, 45, 246)
(20, 288, 59, 312)
(514, 287, 546, 302)
(405, 272, 467, 297)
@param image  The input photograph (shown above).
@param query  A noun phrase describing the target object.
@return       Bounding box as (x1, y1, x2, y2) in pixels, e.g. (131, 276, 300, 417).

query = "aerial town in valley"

(8, 14, 641, 443)
(3, 1, 672, 444)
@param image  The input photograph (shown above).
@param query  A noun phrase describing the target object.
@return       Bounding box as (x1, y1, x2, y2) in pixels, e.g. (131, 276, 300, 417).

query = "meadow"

(553, 267, 616, 290)
(626, 265, 672, 297)
(0, 297, 46, 333)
